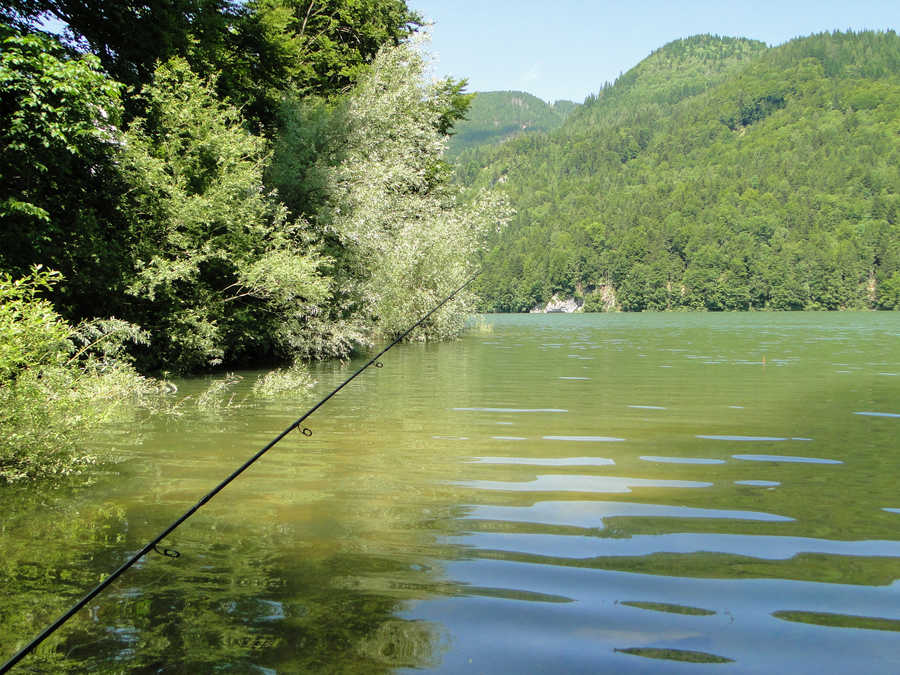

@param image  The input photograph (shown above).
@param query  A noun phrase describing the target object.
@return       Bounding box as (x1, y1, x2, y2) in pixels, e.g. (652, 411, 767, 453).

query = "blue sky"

(408, 1, 899, 103)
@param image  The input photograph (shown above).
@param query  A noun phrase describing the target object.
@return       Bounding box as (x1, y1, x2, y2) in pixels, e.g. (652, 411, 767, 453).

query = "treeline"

(457, 32, 900, 312)
(0, 1, 507, 479)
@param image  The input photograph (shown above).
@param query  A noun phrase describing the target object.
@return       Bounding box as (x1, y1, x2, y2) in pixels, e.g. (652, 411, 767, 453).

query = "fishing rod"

(1, 269, 481, 674)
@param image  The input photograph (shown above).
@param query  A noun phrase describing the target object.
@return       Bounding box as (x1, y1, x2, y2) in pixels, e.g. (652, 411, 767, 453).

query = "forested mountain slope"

(459, 32, 900, 311)
(446, 90, 576, 157)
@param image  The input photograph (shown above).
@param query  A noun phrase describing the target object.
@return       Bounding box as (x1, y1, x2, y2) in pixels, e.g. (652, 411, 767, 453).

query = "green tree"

(878, 271, 900, 309)
(7, 1, 240, 88)
(308, 41, 510, 340)
(10, 1, 422, 130)
(0, 29, 128, 319)
(120, 58, 329, 371)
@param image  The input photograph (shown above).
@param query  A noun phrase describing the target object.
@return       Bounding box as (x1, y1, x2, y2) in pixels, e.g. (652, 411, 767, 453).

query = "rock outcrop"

(530, 295, 583, 313)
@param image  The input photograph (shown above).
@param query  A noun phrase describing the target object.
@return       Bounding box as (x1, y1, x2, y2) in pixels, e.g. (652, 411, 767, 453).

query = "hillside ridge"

(456, 30, 900, 312)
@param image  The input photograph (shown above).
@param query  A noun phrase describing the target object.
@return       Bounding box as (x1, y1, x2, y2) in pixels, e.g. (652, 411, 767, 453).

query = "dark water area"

(2, 312, 899, 673)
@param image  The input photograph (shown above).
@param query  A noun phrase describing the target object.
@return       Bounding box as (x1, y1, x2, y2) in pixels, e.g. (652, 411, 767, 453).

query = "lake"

(2, 312, 899, 673)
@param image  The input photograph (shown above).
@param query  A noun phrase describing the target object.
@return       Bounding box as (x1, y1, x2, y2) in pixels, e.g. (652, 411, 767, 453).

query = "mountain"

(458, 32, 900, 312)
(446, 90, 577, 157)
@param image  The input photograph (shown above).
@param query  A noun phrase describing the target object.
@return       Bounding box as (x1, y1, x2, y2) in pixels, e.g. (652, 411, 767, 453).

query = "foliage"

(243, 0, 421, 106)
(0, 266, 69, 382)
(6, 1, 240, 88)
(252, 362, 316, 397)
(194, 372, 244, 409)
(269, 42, 506, 351)
(9, 0, 421, 130)
(0, 269, 152, 482)
(457, 31, 900, 312)
(310, 40, 511, 340)
(0, 8, 500, 487)
(0, 29, 129, 318)
(119, 58, 330, 372)
(2, 5, 483, 376)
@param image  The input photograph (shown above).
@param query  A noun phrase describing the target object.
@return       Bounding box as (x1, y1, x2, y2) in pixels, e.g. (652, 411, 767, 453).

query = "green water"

(2, 313, 899, 673)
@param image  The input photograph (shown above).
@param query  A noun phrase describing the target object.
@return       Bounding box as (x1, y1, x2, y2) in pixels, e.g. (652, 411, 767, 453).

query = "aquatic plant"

(0, 268, 154, 482)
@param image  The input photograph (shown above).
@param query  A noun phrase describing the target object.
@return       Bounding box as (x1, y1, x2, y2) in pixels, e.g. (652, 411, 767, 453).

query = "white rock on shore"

(530, 295, 583, 313)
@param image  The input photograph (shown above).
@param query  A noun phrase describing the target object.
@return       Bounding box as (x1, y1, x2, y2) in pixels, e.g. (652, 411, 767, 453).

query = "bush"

(120, 58, 329, 372)
(0, 268, 152, 482)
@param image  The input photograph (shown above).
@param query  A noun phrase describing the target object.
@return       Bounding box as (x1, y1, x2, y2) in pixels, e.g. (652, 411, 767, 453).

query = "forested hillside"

(458, 32, 900, 312)
(446, 90, 576, 156)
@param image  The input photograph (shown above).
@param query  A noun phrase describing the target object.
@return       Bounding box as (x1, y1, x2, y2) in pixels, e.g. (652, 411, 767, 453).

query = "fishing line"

(1, 269, 481, 674)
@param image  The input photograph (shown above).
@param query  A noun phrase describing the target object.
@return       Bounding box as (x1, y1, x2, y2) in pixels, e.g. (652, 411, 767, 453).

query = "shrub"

(0, 268, 152, 482)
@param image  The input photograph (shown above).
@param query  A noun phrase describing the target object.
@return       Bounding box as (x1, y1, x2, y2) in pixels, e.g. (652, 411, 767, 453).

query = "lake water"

(2, 313, 899, 673)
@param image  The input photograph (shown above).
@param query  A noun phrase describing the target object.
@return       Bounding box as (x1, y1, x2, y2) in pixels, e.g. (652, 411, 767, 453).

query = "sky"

(408, 0, 899, 104)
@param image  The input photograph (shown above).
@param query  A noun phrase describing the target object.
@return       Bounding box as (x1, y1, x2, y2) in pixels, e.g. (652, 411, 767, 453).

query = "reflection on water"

(2, 313, 899, 673)
(451, 530, 900, 560)
(455, 475, 713, 493)
(615, 647, 734, 664)
(733, 454, 843, 464)
(622, 601, 716, 616)
(466, 501, 796, 526)
(641, 456, 726, 464)
(469, 456, 616, 466)
(697, 434, 790, 441)
(542, 435, 625, 441)
(453, 407, 568, 413)
(773, 610, 900, 632)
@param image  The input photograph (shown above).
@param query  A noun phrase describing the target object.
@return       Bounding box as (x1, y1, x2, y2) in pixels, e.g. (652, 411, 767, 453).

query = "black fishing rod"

(1, 270, 481, 674)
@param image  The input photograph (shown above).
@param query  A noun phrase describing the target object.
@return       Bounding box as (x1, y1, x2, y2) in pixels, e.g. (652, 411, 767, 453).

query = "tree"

(0, 29, 128, 318)
(6, 1, 240, 87)
(298, 40, 509, 340)
(247, 0, 420, 94)
(119, 58, 329, 371)
(12, 0, 421, 130)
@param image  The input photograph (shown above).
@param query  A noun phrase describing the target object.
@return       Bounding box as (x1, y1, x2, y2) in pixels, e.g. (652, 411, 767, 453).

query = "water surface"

(2, 312, 898, 673)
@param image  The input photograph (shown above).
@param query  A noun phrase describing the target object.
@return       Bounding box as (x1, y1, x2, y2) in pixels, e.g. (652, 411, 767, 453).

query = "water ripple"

(455, 475, 712, 493)
(455, 407, 568, 413)
(544, 435, 625, 442)
(616, 647, 733, 664)
(641, 456, 725, 465)
(453, 532, 900, 561)
(465, 501, 795, 528)
(470, 457, 616, 466)
(698, 435, 787, 441)
(733, 454, 843, 464)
